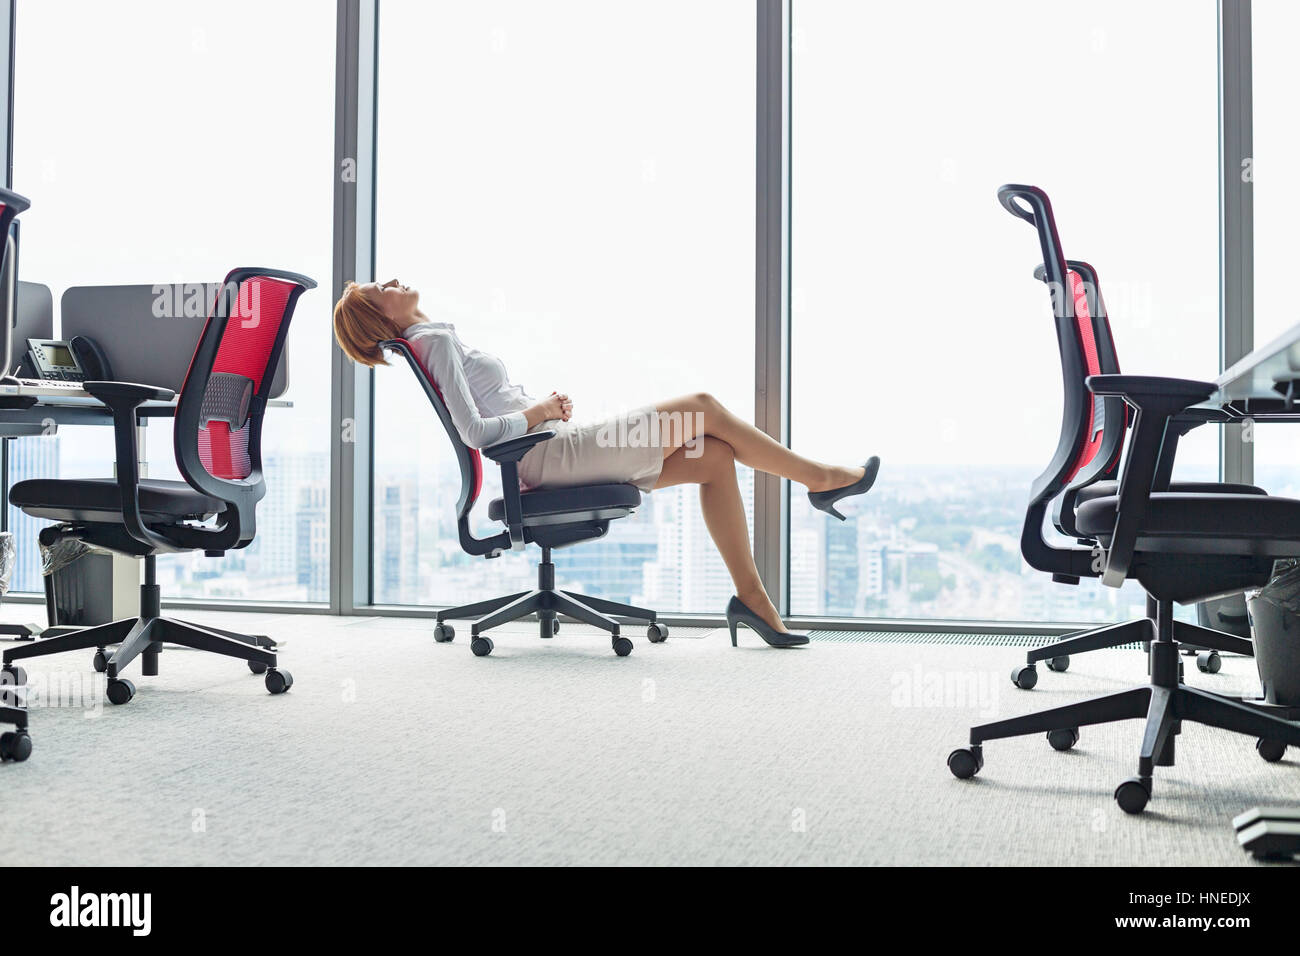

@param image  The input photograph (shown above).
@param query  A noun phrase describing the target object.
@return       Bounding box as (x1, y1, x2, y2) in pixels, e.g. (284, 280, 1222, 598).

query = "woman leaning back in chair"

(333, 279, 879, 646)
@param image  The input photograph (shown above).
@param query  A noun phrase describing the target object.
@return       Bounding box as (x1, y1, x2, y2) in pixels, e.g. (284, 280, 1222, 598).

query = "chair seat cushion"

(488, 483, 640, 522)
(1074, 480, 1265, 507)
(1076, 492, 1300, 541)
(10, 478, 226, 519)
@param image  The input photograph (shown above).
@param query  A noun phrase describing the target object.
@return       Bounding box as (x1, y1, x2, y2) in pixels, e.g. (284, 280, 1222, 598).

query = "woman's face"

(361, 278, 420, 325)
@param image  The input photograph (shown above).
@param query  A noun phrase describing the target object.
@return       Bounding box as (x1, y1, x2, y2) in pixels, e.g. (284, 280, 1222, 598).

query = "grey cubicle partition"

(15, 280, 54, 346)
(59, 283, 289, 396)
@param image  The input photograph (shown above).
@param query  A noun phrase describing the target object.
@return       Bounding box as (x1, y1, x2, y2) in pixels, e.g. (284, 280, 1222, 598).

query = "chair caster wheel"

(551, 619, 560, 634)
(1114, 777, 1150, 814)
(0, 731, 31, 762)
(1047, 727, 1079, 751)
(539, 618, 558, 639)
(947, 746, 983, 779)
(106, 678, 136, 706)
(1010, 664, 1038, 690)
(647, 622, 669, 643)
(92, 650, 108, 673)
(612, 636, 633, 657)
(1046, 655, 1070, 672)
(1, 665, 26, 704)
(1256, 738, 1287, 763)
(471, 636, 494, 657)
(1196, 650, 1221, 674)
(433, 622, 455, 643)
(264, 669, 293, 694)
(248, 659, 268, 675)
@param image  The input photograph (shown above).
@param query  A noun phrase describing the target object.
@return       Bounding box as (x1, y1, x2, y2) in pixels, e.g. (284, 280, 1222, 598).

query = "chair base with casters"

(1011, 596, 1253, 688)
(951, 598, 1300, 814)
(1, 553, 288, 705)
(434, 545, 667, 658)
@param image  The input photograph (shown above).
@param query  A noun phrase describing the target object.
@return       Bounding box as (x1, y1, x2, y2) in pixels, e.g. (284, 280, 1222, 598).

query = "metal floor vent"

(807, 630, 1145, 650)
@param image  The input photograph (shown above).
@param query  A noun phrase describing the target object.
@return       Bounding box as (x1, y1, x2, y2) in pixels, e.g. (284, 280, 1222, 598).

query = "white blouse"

(405, 321, 533, 449)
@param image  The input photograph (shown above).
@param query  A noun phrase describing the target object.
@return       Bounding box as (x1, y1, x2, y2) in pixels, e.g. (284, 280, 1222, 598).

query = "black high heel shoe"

(725, 596, 809, 648)
(807, 456, 880, 521)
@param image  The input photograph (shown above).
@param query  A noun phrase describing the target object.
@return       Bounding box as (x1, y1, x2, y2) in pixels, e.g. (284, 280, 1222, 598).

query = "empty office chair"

(0, 267, 316, 705)
(948, 188, 1300, 813)
(383, 338, 666, 657)
(998, 185, 1258, 688)
(0, 185, 32, 759)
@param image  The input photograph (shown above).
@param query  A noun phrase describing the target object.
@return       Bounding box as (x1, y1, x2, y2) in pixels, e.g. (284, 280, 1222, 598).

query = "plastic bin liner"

(0, 532, 13, 598)
(39, 537, 110, 578)
(1246, 560, 1300, 706)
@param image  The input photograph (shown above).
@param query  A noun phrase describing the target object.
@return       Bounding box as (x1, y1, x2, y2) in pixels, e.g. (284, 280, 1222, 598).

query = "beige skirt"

(517, 405, 664, 494)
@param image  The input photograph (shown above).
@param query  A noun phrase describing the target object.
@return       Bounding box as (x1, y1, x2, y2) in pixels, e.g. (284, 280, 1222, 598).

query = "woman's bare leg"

(653, 392, 862, 492)
(656, 437, 785, 631)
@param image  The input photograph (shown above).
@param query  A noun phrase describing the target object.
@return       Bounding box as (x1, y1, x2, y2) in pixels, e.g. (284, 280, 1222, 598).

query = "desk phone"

(26, 338, 88, 382)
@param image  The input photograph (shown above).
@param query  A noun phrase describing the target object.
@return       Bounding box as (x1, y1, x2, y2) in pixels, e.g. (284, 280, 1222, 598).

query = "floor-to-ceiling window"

(789, 0, 1220, 622)
(9, 0, 334, 601)
(371, 0, 755, 612)
(1249, 0, 1300, 501)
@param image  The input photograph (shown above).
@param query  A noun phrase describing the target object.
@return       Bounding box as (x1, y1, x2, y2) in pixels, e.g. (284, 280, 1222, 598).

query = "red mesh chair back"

(1064, 267, 1105, 480)
(1001, 187, 1130, 494)
(174, 267, 316, 547)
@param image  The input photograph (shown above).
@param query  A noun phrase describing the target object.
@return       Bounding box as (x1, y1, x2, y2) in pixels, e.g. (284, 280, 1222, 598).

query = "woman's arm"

(419, 330, 569, 447)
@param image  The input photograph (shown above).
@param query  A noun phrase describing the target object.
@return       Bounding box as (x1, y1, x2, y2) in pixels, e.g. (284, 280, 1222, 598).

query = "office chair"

(382, 338, 666, 657)
(0, 185, 32, 759)
(998, 185, 1259, 688)
(0, 267, 316, 705)
(948, 188, 1300, 813)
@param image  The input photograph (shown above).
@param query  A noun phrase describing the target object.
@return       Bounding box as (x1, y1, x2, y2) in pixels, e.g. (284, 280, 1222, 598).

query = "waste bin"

(41, 535, 118, 628)
(1245, 560, 1300, 706)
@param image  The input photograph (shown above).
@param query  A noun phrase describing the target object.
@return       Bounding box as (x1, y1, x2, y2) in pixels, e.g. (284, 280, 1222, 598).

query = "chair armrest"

(85, 382, 176, 553)
(83, 380, 175, 407)
(483, 430, 554, 463)
(1084, 375, 1216, 588)
(483, 431, 554, 546)
(1086, 374, 1216, 407)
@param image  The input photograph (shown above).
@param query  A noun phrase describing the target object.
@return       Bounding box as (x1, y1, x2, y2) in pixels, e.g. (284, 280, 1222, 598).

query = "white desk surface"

(1212, 321, 1300, 406)
(0, 381, 291, 410)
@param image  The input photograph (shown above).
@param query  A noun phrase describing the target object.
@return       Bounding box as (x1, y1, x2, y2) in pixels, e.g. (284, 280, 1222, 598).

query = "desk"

(0, 389, 177, 437)
(0, 385, 291, 433)
(1210, 322, 1300, 417)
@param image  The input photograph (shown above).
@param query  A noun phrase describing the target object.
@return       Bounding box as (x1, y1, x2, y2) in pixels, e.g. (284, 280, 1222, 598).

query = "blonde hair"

(333, 281, 400, 367)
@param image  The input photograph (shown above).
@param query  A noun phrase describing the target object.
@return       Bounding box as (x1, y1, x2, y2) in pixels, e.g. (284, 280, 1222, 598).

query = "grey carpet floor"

(0, 605, 1291, 866)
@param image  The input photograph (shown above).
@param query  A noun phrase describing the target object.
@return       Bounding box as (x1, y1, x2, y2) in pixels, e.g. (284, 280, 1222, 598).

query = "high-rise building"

(823, 515, 859, 616)
(258, 450, 330, 580)
(789, 525, 822, 615)
(641, 466, 754, 613)
(375, 476, 420, 604)
(553, 495, 659, 604)
(296, 481, 330, 601)
(5, 436, 58, 594)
